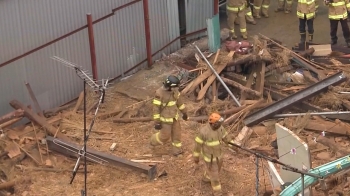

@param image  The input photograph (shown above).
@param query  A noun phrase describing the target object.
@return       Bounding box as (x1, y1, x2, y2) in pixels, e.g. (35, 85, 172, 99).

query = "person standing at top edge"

(297, 0, 316, 43)
(325, 0, 350, 47)
(227, 0, 248, 40)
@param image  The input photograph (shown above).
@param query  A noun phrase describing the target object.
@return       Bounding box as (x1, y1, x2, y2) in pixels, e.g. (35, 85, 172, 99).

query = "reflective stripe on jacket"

(152, 87, 187, 123)
(327, 0, 350, 20)
(297, 0, 316, 19)
(227, 0, 246, 11)
(193, 123, 234, 162)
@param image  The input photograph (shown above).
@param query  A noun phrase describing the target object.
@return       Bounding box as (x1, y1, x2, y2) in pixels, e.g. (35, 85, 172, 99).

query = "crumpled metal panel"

(206, 14, 221, 53)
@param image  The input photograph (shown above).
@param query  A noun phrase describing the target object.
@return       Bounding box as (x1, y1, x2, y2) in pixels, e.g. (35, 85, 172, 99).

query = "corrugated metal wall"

(148, 0, 181, 60)
(0, 0, 139, 117)
(185, 0, 214, 40)
(0, 0, 211, 117)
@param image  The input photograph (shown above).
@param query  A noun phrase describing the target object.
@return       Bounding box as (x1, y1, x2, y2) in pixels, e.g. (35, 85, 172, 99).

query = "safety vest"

(193, 124, 234, 162)
(152, 87, 186, 123)
(297, 0, 316, 19)
(327, 0, 350, 20)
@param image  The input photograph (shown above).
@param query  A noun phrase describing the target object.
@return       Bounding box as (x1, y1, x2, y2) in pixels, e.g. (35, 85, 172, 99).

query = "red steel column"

(143, 0, 152, 67)
(87, 14, 98, 81)
(214, 0, 219, 15)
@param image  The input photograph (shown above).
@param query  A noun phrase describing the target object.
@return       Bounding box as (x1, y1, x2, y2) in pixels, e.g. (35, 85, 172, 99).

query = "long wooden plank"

(254, 62, 266, 95)
(0, 109, 24, 124)
(9, 99, 72, 142)
(197, 50, 234, 100)
(25, 83, 44, 117)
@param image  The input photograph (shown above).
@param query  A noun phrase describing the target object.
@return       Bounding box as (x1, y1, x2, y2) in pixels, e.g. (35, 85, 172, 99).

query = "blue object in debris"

(206, 14, 220, 53)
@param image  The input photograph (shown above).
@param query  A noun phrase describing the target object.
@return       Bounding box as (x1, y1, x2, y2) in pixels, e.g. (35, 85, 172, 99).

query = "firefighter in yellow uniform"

(297, 0, 316, 42)
(325, 0, 350, 47)
(235, 7, 257, 25)
(193, 113, 234, 196)
(227, 0, 248, 40)
(276, 0, 293, 13)
(253, 0, 270, 17)
(150, 75, 188, 156)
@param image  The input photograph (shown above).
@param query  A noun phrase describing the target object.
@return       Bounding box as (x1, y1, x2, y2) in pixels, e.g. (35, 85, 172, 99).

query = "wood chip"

(5, 143, 21, 158)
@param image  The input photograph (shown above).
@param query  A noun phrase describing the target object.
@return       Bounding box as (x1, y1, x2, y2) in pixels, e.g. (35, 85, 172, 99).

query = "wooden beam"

(254, 62, 266, 96)
(0, 109, 24, 124)
(304, 120, 350, 136)
(25, 82, 44, 117)
(9, 99, 72, 142)
(72, 91, 84, 113)
(221, 76, 261, 98)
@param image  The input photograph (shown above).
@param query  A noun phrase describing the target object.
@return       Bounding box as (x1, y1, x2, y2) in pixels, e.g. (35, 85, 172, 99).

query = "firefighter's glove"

(154, 123, 162, 130)
(182, 113, 188, 121)
(194, 156, 199, 164)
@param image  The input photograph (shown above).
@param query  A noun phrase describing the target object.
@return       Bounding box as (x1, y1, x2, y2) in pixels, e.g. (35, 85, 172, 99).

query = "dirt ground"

(2, 2, 350, 196)
(219, 0, 348, 47)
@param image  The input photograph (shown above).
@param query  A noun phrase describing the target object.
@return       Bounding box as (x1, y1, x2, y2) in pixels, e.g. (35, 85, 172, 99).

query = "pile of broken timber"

(114, 35, 350, 153)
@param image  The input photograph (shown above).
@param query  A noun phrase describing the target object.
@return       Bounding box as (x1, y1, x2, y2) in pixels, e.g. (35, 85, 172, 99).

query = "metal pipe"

(0, 0, 141, 68)
(301, 174, 305, 196)
(143, 0, 152, 67)
(214, 0, 219, 15)
(193, 44, 241, 107)
(339, 92, 350, 94)
(87, 14, 98, 81)
(273, 111, 350, 118)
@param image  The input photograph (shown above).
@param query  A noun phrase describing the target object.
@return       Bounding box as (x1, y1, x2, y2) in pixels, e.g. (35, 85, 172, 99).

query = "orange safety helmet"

(208, 113, 224, 124)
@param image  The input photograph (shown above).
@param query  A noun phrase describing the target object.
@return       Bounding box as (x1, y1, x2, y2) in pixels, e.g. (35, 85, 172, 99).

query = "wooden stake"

(32, 123, 43, 164)
(72, 91, 84, 113)
(25, 82, 44, 117)
(13, 141, 41, 165)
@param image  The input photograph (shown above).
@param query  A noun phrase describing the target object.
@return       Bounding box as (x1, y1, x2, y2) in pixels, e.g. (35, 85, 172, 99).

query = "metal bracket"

(244, 72, 347, 126)
(46, 136, 157, 181)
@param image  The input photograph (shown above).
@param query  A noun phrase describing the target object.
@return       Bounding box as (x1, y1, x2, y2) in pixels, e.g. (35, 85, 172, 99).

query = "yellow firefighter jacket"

(327, 0, 350, 20)
(152, 87, 187, 124)
(297, 0, 316, 19)
(193, 123, 234, 163)
(227, 0, 247, 12)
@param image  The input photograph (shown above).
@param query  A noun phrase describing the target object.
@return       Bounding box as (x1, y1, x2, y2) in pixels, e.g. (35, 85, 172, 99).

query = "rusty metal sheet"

(46, 136, 157, 180)
(244, 72, 347, 126)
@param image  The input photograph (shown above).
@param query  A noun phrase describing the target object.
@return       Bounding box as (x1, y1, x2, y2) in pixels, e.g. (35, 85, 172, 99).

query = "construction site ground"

(1, 2, 349, 196)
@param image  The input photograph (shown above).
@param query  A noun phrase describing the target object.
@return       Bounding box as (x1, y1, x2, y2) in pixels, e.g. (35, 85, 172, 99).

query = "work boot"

(229, 31, 238, 40)
(331, 40, 337, 45)
(285, 10, 290, 14)
(300, 33, 306, 43)
(254, 14, 261, 18)
(172, 146, 183, 156)
(275, 7, 284, 12)
(247, 20, 257, 25)
(262, 13, 269, 18)
(308, 34, 313, 42)
(241, 32, 248, 40)
(202, 176, 211, 183)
